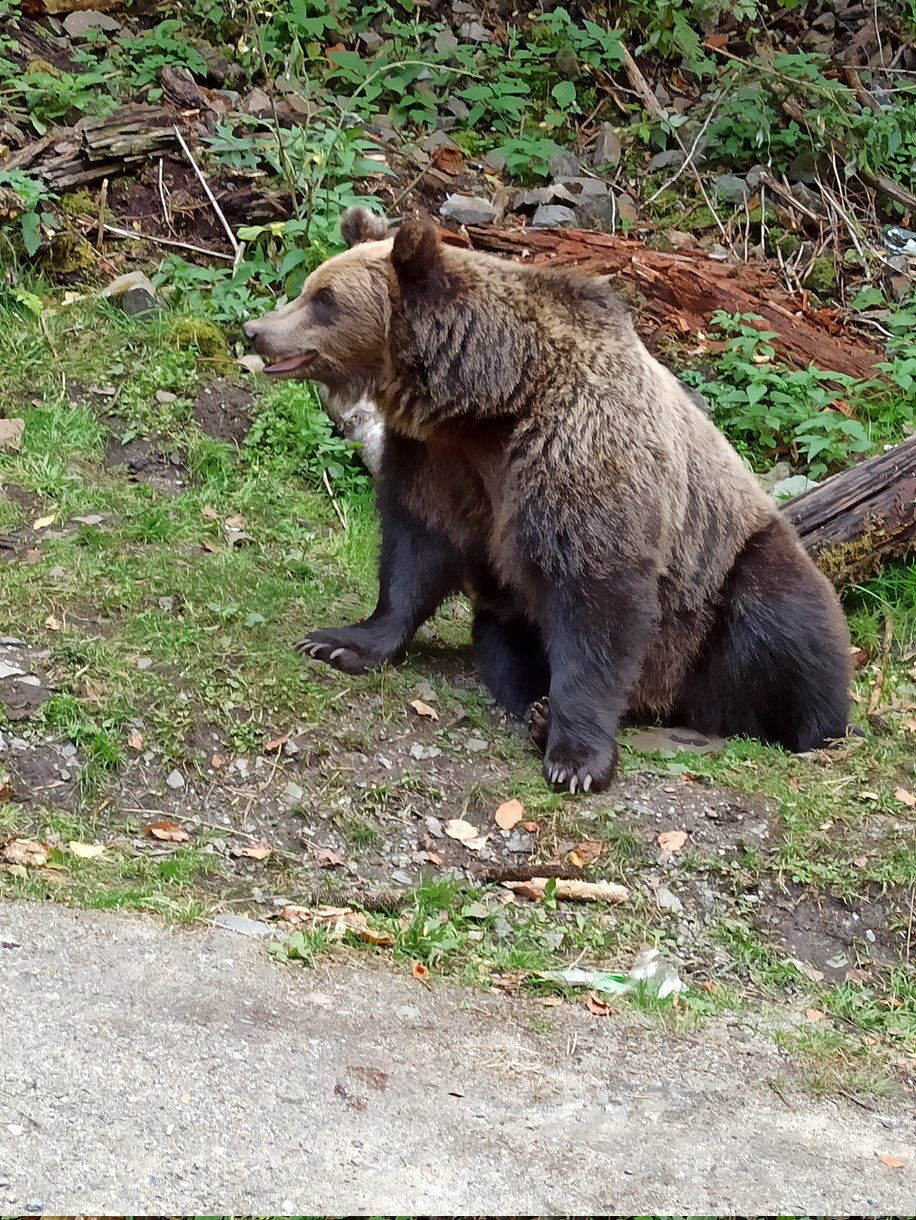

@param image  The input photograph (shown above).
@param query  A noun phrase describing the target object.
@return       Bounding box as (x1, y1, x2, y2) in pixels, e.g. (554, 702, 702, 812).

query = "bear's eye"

(311, 286, 338, 325)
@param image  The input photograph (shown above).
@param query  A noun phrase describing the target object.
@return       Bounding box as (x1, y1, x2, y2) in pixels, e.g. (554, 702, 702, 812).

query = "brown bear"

(243, 207, 852, 793)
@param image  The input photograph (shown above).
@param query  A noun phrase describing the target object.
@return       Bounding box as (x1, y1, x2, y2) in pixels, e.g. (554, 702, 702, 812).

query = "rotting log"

(782, 435, 916, 584)
(465, 225, 883, 380)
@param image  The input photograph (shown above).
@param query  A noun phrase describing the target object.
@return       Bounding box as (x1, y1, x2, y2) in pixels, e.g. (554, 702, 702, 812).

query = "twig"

(123, 806, 264, 843)
(157, 156, 171, 231)
(322, 468, 347, 530)
(906, 884, 914, 966)
(172, 125, 242, 267)
(389, 162, 433, 213)
(76, 217, 235, 260)
(95, 176, 108, 252)
(868, 612, 894, 714)
(843, 20, 883, 116)
(647, 96, 721, 203)
(620, 46, 664, 121)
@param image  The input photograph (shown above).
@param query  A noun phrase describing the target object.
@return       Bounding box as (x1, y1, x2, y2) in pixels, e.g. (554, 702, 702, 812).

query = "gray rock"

(119, 287, 160, 317)
(649, 149, 684, 172)
(506, 830, 534, 854)
(213, 912, 273, 938)
(511, 185, 574, 211)
(579, 195, 618, 230)
(165, 769, 185, 791)
(591, 122, 621, 168)
(531, 204, 577, 228)
(548, 152, 581, 177)
(421, 130, 460, 153)
(358, 29, 383, 49)
(484, 150, 508, 172)
(434, 28, 459, 54)
(715, 174, 750, 204)
(553, 176, 607, 199)
(446, 97, 469, 120)
(655, 884, 684, 914)
(439, 194, 497, 225)
(284, 781, 305, 805)
(771, 474, 818, 503)
(243, 87, 272, 116)
(627, 726, 726, 755)
(63, 9, 120, 36)
(466, 737, 488, 752)
(458, 19, 490, 42)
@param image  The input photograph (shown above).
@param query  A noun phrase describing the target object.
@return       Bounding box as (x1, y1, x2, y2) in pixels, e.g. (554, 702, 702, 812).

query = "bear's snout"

(242, 319, 260, 340)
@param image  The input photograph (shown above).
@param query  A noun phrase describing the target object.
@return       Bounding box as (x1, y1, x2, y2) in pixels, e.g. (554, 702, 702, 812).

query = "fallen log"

(782, 435, 916, 585)
(28, 106, 187, 191)
(466, 225, 883, 381)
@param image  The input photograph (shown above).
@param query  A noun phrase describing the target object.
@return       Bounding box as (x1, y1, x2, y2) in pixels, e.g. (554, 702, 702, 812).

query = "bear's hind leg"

(472, 609, 550, 718)
(679, 519, 851, 751)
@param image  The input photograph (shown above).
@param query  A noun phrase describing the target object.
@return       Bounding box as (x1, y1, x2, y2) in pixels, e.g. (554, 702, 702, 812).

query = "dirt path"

(1, 900, 912, 1214)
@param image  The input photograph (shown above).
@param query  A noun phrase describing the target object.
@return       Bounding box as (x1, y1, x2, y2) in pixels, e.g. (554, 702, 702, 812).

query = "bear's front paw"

(296, 626, 395, 674)
(543, 738, 618, 794)
(527, 698, 551, 756)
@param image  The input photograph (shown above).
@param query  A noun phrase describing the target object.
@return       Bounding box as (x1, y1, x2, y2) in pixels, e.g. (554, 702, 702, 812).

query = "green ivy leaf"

(550, 80, 576, 110)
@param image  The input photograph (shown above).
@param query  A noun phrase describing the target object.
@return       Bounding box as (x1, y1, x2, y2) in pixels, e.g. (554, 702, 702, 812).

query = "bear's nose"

(242, 320, 258, 340)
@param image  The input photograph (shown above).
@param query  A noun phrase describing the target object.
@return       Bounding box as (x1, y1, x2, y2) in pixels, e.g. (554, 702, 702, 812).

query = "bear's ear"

(391, 219, 442, 286)
(340, 207, 389, 248)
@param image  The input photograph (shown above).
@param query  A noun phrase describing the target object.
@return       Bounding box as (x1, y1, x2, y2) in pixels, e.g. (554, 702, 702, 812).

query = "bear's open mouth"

(263, 352, 317, 376)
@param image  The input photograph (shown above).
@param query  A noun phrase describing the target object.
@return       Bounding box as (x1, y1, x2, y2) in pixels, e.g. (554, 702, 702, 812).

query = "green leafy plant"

(0, 169, 56, 258)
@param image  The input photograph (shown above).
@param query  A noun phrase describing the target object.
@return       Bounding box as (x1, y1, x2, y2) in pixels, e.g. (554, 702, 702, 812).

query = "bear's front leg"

(539, 568, 659, 793)
(299, 482, 463, 674)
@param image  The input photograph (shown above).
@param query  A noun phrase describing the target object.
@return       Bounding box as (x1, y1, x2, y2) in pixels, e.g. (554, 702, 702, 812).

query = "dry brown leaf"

(144, 820, 190, 843)
(412, 962, 429, 980)
(503, 877, 629, 904)
(431, 144, 465, 176)
(202, 541, 220, 553)
(426, 851, 443, 865)
(68, 841, 106, 859)
(238, 841, 271, 861)
(201, 505, 219, 520)
(894, 786, 916, 807)
(444, 818, 480, 842)
(523, 820, 539, 834)
(568, 838, 602, 868)
(33, 514, 55, 530)
(265, 732, 290, 752)
(211, 753, 226, 769)
(904, 718, 916, 733)
(586, 991, 612, 1016)
(879, 996, 904, 1009)
(880, 1154, 905, 1169)
(44, 614, 61, 631)
(0, 781, 14, 802)
(2, 837, 48, 867)
(805, 1008, 826, 1022)
(700, 980, 717, 994)
(223, 514, 246, 530)
(658, 829, 688, 853)
(409, 698, 439, 721)
(315, 848, 345, 868)
(127, 729, 143, 750)
(494, 798, 524, 830)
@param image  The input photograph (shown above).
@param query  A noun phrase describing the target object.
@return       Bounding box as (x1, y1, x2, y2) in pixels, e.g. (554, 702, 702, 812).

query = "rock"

(358, 29, 383, 49)
(439, 194, 497, 225)
(119, 287, 159, 317)
(0, 418, 24, 451)
(421, 130, 460, 153)
(578, 195, 618, 230)
(552, 176, 607, 199)
(484, 150, 508, 172)
(591, 122, 621, 168)
(511, 185, 573, 211)
(213, 912, 273, 938)
(73, 513, 105, 525)
(771, 474, 818, 503)
(284, 781, 305, 805)
(409, 742, 441, 761)
(155, 389, 177, 404)
(506, 829, 534, 854)
(197, 42, 242, 87)
(466, 737, 488, 752)
(458, 19, 490, 42)
(101, 271, 157, 300)
(615, 192, 638, 224)
(665, 229, 697, 251)
(548, 152, 581, 177)
(531, 204, 577, 228)
(649, 149, 684, 171)
(136, 657, 153, 670)
(655, 884, 684, 914)
(63, 9, 120, 36)
(627, 726, 726, 755)
(435, 27, 459, 53)
(243, 88, 272, 116)
(757, 461, 792, 493)
(0, 662, 25, 679)
(446, 97, 469, 120)
(165, 769, 185, 791)
(715, 174, 749, 204)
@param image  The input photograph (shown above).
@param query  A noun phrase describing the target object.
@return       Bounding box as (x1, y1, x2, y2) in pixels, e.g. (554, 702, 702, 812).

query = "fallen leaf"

(536, 995, 564, 1008)
(201, 505, 219, 520)
(202, 542, 220, 553)
(265, 731, 290, 752)
(2, 837, 48, 866)
(315, 848, 345, 868)
(412, 962, 429, 980)
(880, 1154, 905, 1169)
(705, 32, 729, 48)
(658, 829, 688, 853)
(426, 851, 443, 865)
(0, 418, 25, 451)
(879, 996, 904, 1009)
(127, 729, 143, 750)
(33, 514, 56, 530)
(431, 144, 465, 176)
(211, 753, 226, 769)
(700, 980, 717, 993)
(444, 818, 480, 843)
(849, 646, 869, 669)
(859, 790, 880, 801)
(352, 920, 394, 948)
(238, 841, 271, 861)
(894, 786, 916, 807)
(523, 820, 539, 834)
(568, 838, 602, 868)
(904, 718, 916, 733)
(805, 1008, 826, 1022)
(223, 514, 246, 530)
(44, 614, 61, 631)
(409, 698, 439, 721)
(503, 877, 629, 904)
(494, 798, 524, 829)
(586, 991, 612, 1016)
(0, 782, 14, 802)
(69, 840, 106, 859)
(144, 820, 190, 843)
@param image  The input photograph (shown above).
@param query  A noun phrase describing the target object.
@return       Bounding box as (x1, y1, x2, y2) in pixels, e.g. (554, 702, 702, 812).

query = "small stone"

(615, 192, 638, 224)
(6, 1124, 24, 1136)
(425, 817, 443, 837)
(283, 738, 300, 756)
(136, 657, 153, 670)
(284, 780, 305, 805)
(142, 749, 156, 763)
(507, 829, 534, 854)
(715, 174, 750, 204)
(446, 97, 469, 120)
(484, 150, 507, 172)
(591, 122, 621, 167)
(72, 513, 105, 525)
(243, 87, 272, 115)
(0, 662, 24, 679)
(119, 287, 160, 317)
(649, 149, 684, 172)
(409, 742, 441, 761)
(0, 418, 24, 452)
(421, 130, 460, 153)
(158, 596, 175, 612)
(531, 204, 577, 229)
(25, 1200, 44, 1214)
(166, 769, 185, 790)
(358, 29, 382, 49)
(458, 19, 489, 42)
(439, 194, 497, 225)
(63, 9, 120, 36)
(50, 565, 66, 578)
(155, 389, 177, 404)
(655, 884, 684, 914)
(214, 912, 272, 938)
(60, 743, 77, 759)
(771, 474, 818, 503)
(553, 176, 607, 199)
(466, 737, 488, 752)
(391, 869, 413, 885)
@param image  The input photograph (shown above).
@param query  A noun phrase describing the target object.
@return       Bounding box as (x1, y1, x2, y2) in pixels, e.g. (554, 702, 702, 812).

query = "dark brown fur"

(243, 208, 852, 792)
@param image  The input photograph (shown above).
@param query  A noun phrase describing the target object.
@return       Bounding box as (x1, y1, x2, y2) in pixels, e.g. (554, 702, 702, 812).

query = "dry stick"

(646, 96, 721, 204)
(868, 612, 894, 715)
(95, 176, 108, 253)
(77, 217, 235, 261)
(172, 125, 242, 268)
(156, 156, 171, 231)
(322, 468, 348, 530)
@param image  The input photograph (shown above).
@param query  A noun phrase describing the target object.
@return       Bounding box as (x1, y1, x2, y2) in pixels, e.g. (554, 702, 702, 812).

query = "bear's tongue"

(263, 353, 315, 375)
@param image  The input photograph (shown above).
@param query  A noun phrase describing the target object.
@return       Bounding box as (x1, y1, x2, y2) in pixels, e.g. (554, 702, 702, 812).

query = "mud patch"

(1, 740, 80, 810)
(756, 882, 910, 981)
(193, 379, 254, 446)
(105, 433, 187, 495)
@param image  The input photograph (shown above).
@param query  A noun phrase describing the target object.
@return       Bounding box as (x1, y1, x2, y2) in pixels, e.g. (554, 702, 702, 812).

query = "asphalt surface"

(1, 900, 912, 1213)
